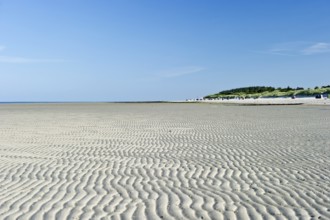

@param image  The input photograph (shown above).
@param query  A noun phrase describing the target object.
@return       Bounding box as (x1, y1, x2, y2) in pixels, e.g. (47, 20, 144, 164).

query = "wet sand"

(0, 103, 329, 219)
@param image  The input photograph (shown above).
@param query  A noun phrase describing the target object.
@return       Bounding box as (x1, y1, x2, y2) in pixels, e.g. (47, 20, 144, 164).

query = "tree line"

(217, 85, 330, 95)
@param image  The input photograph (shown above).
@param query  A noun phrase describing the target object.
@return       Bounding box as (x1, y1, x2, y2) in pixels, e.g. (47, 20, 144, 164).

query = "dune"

(200, 97, 330, 105)
(0, 103, 329, 219)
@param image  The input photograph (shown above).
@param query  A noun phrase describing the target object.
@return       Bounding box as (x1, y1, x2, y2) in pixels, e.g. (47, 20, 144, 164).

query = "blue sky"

(1, 0, 330, 101)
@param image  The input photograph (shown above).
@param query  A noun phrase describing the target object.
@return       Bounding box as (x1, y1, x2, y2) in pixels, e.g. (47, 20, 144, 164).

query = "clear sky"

(1, 0, 330, 101)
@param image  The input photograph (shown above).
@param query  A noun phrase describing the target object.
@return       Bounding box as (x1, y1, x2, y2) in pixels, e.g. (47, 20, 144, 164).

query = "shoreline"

(190, 97, 330, 106)
(1, 98, 330, 106)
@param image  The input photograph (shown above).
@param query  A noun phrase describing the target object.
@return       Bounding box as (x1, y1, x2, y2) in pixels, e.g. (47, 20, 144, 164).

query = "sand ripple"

(0, 103, 330, 219)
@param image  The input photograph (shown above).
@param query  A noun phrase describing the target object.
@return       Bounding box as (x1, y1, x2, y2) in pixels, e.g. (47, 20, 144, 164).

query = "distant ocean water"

(0, 102, 42, 104)
(0, 102, 80, 104)
(0, 101, 168, 104)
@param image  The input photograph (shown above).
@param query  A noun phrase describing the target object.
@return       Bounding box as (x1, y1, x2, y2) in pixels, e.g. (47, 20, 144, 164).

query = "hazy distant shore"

(191, 97, 330, 106)
(1, 98, 329, 106)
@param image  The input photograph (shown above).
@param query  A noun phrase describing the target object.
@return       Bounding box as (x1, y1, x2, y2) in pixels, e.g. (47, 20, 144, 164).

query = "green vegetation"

(204, 86, 330, 99)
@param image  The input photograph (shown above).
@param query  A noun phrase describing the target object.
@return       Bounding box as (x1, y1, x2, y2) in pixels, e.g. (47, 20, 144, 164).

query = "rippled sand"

(0, 103, 329, 219)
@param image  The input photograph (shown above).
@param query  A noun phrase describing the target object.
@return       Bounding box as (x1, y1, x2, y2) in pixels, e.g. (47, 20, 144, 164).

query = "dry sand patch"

(0, 103, 329, 219)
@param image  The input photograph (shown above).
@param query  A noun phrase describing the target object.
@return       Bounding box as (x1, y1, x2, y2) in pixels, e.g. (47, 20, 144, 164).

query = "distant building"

(315, 94, 323, 99)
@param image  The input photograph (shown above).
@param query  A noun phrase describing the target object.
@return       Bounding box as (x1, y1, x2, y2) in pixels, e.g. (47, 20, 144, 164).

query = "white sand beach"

(199, 97, 330, 106)
(0, 103, 329, 219)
